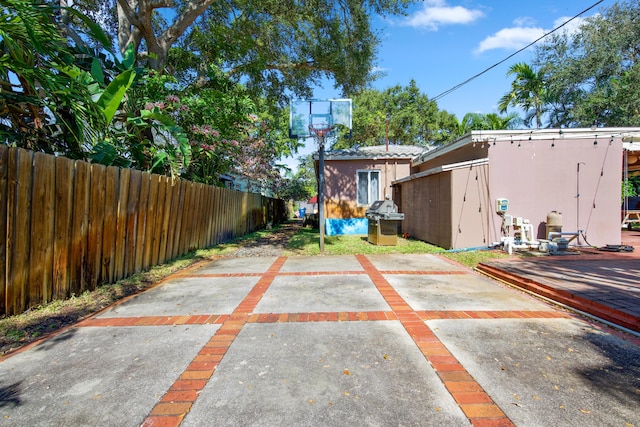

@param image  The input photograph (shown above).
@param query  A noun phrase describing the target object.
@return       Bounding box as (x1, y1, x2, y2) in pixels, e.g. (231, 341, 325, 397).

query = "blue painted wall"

(325, 218, 368, 236)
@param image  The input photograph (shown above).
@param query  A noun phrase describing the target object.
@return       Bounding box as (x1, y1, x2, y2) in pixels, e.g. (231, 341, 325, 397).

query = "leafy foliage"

(171, 67, 296, 187)
(498, 63, 547, 128)
(109, 0, 414, 101)
(279, 155, 317, 201)
(532, 0, 640, 127)
(0, 1, 298, 187)
(338, 80, 458, 148)
(455, 112, 522, 136)
(0, 0, 107, 157)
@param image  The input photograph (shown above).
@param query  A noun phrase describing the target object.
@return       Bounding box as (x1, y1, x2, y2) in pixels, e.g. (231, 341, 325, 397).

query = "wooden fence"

(0, 146, 286, 316)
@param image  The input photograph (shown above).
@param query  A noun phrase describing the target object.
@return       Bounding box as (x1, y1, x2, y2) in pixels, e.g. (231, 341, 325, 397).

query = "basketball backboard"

(289, 98, 352, 138)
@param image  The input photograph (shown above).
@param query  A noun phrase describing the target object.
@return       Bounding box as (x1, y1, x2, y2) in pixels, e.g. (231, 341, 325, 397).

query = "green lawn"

(285, 227, 511, 268)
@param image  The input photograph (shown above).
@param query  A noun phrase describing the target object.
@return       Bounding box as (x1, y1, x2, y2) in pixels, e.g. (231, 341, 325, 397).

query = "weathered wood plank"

(192, 183, 203, 250)
(204, 185, 214, 247)
(166, 178, 180, 260)
(87, 163, 106, 290)
(29, 152, 55, 305)
(234, 190, 241, 238)
(202, 185, 212, 247)
(201, 184, 209, 248)
(220, 187, 230, 242)
(101, 166, 119, 284)
(212, 186, 221, 245)
(143, 174, 159, 269)
(188, 181, 199, 252)
(113, 167, 130, 281)
(173, 179, 186, 257)
(179, 180, 192, 255)
(134, 172, 150, 273)
(125, 169, 141, 276)
(151, 174, 166, 266)
(158, 175, 173, 264)
(221, 189, 228, 239)
(0, 145, 8, 314)
(6, 149, 33, 314)
(70, 160, 90, 294)
(241, 192, 248, 235)
(53, 156, 74, 300)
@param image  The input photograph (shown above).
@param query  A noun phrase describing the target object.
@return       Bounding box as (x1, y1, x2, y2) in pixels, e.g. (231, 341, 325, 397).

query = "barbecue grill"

(365, 200, 405, 245)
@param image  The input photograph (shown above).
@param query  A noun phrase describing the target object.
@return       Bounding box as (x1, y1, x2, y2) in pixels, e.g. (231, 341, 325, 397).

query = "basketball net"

(308, 123, 333, 144)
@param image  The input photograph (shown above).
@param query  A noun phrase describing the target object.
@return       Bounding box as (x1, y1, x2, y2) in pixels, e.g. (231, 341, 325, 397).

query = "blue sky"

(315, 0, 607, 120)
(282, 0, 609, 172)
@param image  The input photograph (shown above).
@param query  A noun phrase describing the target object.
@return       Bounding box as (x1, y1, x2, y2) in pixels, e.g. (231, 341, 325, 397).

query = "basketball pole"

(310, 124, 331, 254)
(318, 134, 326, 253)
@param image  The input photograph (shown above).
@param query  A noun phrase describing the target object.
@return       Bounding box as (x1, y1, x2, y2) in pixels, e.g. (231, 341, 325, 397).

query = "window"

(357, 169, 380, 206)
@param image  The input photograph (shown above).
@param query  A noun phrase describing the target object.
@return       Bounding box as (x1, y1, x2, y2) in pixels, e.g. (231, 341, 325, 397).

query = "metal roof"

(412, 127, 640, 167)
(315, 144, 431, 161)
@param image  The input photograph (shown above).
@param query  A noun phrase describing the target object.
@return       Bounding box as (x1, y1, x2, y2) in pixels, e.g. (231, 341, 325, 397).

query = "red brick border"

(77, 309, 568, 329)
(140, 256, 287, 427)
(477, 263, 640, 333)
(356, 254, 515, 427)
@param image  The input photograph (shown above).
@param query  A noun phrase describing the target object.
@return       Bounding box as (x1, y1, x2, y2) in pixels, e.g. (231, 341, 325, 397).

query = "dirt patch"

(228, 221, 302, 257)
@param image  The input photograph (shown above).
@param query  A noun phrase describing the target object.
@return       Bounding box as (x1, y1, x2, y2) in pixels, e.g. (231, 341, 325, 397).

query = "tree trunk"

(116, 0, 216, 70)
(117, 0, 140, 56)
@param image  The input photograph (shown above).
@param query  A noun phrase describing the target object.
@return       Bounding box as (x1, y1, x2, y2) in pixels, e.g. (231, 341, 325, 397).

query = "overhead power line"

(431, 0, 605, 102)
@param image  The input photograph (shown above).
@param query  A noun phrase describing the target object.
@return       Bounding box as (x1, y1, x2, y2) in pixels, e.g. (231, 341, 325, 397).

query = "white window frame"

(356, 169, 381, 206)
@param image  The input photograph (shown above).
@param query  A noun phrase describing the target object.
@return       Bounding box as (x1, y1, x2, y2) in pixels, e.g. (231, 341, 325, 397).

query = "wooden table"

(621, 210, 640, 228)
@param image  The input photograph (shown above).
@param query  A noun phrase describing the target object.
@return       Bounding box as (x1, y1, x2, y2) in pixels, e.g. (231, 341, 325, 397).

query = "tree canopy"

(279, 155, 316, 202)
(335, 80, 458, 149)
(16, 0, 419, 192)
(64, 0, 415, 104)
(530, 0, 640, 127)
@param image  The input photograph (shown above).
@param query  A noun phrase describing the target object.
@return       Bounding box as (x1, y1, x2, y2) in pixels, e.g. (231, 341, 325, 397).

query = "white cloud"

(405, 0, 484, 31)
(552, 15, 589, 35)
(513, 17, 536, 27)
(475, 15, 592, 54)
(475, 25, 545, 53)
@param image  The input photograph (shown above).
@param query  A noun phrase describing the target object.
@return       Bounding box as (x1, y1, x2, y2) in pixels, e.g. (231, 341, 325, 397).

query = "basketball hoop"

(308, 123, 333, 141)
(289, 99, 351, 254)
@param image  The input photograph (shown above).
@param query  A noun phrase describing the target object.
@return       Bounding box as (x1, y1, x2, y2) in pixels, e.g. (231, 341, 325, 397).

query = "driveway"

(1, 253, 639, 426)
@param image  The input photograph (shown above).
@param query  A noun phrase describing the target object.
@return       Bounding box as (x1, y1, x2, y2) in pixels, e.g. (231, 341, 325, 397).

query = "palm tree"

(499, 63, 547, 128)
(0, 0, 157, 170)
(484, 112, 522, 130)
(0, 0, 106, 156)
(453, 112, 522, 138)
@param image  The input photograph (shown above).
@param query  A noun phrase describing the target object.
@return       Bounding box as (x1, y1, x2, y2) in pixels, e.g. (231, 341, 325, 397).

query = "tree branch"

(149, 0, 174, 8)
(116, 0, 141, 27)
(228, 61, 322, 76)
(160, 0, 216, 48)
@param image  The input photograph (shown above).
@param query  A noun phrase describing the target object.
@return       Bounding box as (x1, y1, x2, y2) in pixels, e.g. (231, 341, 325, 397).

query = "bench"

(622, 210, 640, 229)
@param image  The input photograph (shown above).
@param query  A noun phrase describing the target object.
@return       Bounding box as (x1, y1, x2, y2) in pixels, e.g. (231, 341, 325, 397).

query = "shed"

(394, 128, 640, 250)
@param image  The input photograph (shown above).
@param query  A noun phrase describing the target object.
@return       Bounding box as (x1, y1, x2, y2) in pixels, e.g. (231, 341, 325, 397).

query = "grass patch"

(286, 228, 511, 268)
(285, 229, 444, 256)
(441, 249, 512, 268)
